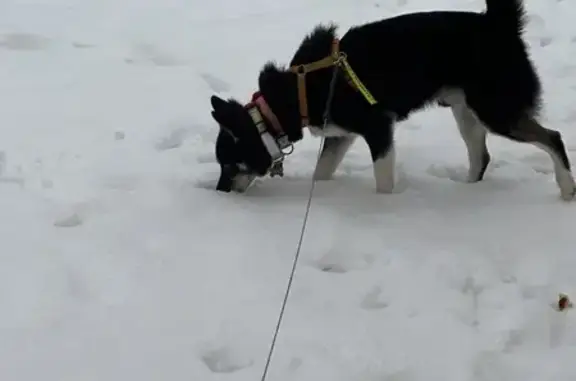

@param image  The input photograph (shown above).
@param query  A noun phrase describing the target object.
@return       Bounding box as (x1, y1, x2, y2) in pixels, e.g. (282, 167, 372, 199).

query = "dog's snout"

(216, 165, 238, 192)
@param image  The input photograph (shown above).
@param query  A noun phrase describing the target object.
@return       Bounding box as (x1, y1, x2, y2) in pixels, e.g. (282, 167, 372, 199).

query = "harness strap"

(289, 40, 340, 126)
(288, 39, 377, 127)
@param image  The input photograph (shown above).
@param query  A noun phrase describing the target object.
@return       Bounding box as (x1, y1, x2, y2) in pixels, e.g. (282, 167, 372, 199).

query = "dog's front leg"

(363, 121, 395, 193)
(451, 103, 491, 182)
(314, 136, 357, 180)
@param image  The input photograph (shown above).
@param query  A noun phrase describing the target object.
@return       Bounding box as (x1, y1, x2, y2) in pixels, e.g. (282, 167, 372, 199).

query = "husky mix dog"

(209, 0, 576, 200)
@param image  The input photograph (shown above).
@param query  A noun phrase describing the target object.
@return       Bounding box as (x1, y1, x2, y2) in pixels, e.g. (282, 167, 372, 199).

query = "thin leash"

(259, 63, 341, 381)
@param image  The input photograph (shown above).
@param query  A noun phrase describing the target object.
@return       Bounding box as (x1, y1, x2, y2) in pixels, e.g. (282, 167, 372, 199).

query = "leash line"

(260, 64, 341, 381)
(259, 136, 324, 381)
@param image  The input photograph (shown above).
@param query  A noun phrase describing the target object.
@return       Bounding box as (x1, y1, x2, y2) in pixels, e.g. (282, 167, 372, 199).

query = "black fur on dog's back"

(485, 0, 526, 34)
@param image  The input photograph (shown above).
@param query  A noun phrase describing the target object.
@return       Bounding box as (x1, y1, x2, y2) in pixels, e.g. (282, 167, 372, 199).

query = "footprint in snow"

(472, 351, 509, 381)
(358, 368, 415, 381)
(195, 178, 219, 191)
(0, 32, 50, 51)
(526, 13, 546, 30)
(200, 346, 253, 374)
(360, 286, 389, 310)
(101, 175, 141, 191)
(318, 263, 348, 273)
(287, 357, 303, 372)
(521, 153, 554, 175)
(114, 131, 125, 141)
(155, 127, 190, 151)
(196, 152, 216, 164)
(502, 329, 525, 353)
(71, 41, 95, 49)
(201, 73, 231, 93)
(425, 164, 468, 182)
(539, 36, 553, 48)
(0, 177, 25, 187)
(155, 120, 209, 151)
(312, 251, 374, 274)
(425, 160, 506, 183)
(54, 212, 83, 228)
(0, 152, 25, 187)
(125, 43, 185, 67)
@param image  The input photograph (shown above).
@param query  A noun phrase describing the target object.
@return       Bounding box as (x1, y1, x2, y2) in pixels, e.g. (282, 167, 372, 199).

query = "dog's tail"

(484, 0, 526, 35)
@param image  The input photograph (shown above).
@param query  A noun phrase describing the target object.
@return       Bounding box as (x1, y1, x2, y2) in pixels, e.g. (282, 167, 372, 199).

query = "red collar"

(248, 91, 284, 136)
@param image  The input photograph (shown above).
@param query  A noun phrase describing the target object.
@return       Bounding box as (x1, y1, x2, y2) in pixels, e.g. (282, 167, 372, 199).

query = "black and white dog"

(210, 0, 576, 200)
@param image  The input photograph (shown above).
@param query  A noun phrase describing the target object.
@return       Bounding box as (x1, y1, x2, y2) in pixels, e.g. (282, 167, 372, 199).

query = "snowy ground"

(2, 0, 576, 380)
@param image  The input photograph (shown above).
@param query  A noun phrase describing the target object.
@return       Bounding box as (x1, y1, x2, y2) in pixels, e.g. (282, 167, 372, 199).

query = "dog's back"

(337, 5, 539, 123)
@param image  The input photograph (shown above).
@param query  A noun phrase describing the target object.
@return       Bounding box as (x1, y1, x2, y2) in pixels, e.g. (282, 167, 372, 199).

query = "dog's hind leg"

(469, 97, 575, 200)
(314, 135, 357, 180)
(451, 103, 491, 182)
(466, 82, 576, 200)
(507, 117, 576, 200)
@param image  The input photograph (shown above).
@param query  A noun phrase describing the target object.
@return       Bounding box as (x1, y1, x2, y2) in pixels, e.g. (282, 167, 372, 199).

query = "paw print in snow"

(200, 346, 253, 374)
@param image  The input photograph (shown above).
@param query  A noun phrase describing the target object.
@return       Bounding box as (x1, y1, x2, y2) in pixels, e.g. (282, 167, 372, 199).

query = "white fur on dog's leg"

(314, 136, 356, 180)
(373, 144, 396, 193)
(558, 173, 576, 201)
(535, 143, 576, 200)
(451, 103, 489, 183)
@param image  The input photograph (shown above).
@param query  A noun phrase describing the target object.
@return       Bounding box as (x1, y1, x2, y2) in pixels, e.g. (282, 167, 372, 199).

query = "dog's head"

(211, 94, 289, 193)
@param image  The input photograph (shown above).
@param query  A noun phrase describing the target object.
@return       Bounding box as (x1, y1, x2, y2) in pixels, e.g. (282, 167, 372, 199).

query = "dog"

(210, 0, 576, 200)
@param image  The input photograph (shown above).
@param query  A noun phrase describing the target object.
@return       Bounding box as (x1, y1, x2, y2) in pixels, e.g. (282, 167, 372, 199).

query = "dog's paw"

(375, 185, 395, 194)
(313, 173, 334, 181)
(557, 174, 576, 201)
(312, 168, 335, 181)
(560, 186, 576, 201)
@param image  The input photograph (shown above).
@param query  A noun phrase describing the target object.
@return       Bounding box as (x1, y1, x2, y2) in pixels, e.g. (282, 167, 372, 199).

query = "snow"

(2, 0, 576, 380)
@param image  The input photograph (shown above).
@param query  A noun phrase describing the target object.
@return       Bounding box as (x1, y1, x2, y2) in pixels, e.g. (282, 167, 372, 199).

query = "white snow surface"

(2, 0, 576, 380)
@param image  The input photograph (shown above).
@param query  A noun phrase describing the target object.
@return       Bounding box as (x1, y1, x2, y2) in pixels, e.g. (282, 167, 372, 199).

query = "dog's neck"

(251, 25, 341, 144)
(254, 29, 342, 143)
(257, 67, 306, 143)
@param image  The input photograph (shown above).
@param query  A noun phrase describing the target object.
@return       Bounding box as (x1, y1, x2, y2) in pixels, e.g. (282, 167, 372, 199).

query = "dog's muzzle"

(215, 161, 284, 193)
(216, 163, 257, 193)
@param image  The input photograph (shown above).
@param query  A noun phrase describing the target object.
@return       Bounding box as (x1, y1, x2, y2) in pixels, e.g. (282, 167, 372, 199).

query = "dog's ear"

(210, 95, 233, 125)
(210, 95, 231, 115)
(210, 95, 243, 141)
(211, 111, 224, 125)
(210, 95, 229, 124)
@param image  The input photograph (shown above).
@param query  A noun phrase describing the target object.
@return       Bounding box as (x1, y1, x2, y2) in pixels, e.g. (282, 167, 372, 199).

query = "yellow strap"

(289, 56, 335, 75)
(287, 39, 378, 124)
(339, 57, 378, 106)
